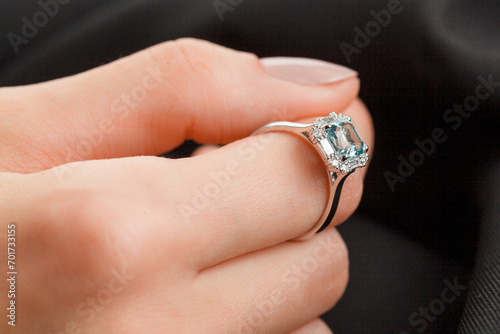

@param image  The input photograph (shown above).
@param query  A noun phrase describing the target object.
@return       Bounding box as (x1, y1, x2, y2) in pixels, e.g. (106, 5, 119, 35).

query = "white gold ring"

(252, 112, 369, 240)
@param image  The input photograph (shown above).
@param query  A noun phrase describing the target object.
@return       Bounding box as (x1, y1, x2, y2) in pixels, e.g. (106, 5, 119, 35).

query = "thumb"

(0, 38, 359, 173)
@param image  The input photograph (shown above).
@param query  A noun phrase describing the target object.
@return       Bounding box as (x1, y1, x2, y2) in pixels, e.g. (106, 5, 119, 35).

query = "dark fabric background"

(1, 1, 499, 333)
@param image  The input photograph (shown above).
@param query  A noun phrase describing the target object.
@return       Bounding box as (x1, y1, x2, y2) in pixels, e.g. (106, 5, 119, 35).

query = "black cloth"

(458, 163, 500, 333)
(1, 1, 499, 332)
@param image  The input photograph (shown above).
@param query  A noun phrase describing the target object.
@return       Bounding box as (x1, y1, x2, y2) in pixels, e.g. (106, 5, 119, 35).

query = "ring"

(252, 112, 369, 240)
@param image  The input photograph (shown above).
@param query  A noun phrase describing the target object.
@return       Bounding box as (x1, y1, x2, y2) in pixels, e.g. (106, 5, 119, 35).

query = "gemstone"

(326, 121, 365, 158)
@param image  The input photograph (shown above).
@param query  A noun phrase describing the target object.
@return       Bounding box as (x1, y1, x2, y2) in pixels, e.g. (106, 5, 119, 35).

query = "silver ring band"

(252, 112, 369, 240)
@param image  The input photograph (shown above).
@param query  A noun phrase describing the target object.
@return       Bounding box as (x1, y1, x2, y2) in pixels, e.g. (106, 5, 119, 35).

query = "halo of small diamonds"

(312, 112, 369, 174)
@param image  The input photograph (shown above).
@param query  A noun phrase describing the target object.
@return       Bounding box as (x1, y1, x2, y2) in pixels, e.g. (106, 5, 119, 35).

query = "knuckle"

(173, 37, 214, 50)
(169, 38, 262, 76)
(26, 183, 129, 279)
(19, 180, 142, 320)
(239, 50, 261, 66)
(170, 38, 214, 76)
(144, 38, 209, 81)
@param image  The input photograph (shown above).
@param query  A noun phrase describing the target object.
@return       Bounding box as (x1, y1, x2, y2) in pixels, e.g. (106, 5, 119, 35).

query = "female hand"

(0, 38, 373, 333)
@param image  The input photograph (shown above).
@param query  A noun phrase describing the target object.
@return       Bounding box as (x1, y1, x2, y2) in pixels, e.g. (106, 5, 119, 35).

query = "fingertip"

(348, 98, 374, 147)
(259, 57, 358, 86)
(258, 56, 360, 118)
(343, 98, 374, 180)
(257, 76, 361, 125)
(310, 76, 361, 112)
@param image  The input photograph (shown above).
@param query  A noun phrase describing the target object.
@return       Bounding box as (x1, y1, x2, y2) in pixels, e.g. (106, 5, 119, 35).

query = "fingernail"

(260, 57, 358, 85)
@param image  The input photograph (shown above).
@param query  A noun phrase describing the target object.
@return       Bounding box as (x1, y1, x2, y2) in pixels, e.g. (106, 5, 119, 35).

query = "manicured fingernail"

(260, 57, 358, 85)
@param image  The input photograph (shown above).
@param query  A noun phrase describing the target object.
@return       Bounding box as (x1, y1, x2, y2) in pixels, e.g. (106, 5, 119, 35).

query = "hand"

(0, 38, 373, 333)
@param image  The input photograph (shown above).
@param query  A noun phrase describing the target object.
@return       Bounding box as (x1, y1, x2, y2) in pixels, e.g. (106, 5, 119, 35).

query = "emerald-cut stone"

(327, 121, 364, 158)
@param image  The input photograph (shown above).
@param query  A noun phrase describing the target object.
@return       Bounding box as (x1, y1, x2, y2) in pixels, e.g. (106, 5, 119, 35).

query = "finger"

(195, 228, 348, 334)
(171, 98, 373, 270)
(191, 145, 220, 157)
(0, 38, 359, 172)
(287, 319, 333, 334)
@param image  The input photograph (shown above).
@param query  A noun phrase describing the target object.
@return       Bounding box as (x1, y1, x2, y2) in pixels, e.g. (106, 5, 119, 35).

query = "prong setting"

(312, 113, 369, 174)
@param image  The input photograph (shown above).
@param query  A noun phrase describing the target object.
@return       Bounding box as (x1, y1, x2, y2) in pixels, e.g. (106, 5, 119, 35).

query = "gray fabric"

(458, 163, 500, 333)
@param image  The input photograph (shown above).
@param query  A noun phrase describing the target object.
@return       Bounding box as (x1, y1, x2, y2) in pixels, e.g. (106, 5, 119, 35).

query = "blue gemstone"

(327, 121, 364, 158)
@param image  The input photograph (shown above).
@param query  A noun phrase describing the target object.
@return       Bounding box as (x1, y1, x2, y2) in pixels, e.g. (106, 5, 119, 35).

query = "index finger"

(171, 99, 374, 270)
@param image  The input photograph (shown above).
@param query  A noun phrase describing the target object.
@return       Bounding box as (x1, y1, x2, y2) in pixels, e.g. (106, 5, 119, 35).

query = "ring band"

(252, 112, 369, 240)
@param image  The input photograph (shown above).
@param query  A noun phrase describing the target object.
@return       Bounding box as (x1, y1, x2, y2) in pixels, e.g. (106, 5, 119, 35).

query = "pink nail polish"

(260, 57, 358, 85)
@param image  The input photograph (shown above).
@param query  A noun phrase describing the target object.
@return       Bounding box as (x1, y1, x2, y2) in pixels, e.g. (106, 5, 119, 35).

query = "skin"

(0, 38, 374, 333)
